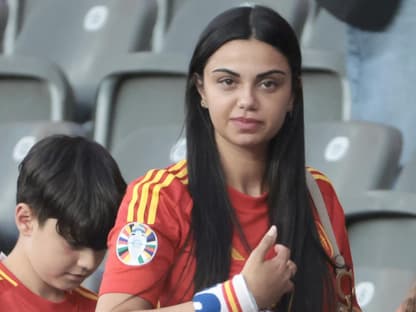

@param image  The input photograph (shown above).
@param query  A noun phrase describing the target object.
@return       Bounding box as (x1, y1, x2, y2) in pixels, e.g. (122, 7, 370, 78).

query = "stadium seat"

(111, 124, 185, 183)
(344, 191, 416, 311)
(0, 55, 74, 122)
(0, 0, 7, 52)
(301, 3, 347, 55)
(10, 0, 158, 121)
(0, 121, 87, 254)
(394, 151, 416, 193)
(305, 121, 402, 201)
(342, 190, 416, 220)
(302, 48, 349, 124)
(160, 0, 310, 56)
(93, 52, 188, 152)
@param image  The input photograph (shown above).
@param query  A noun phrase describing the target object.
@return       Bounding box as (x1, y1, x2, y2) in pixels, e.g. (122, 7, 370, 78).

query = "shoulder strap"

(305, 170, 359, 310)
(305, 170, 345, 268)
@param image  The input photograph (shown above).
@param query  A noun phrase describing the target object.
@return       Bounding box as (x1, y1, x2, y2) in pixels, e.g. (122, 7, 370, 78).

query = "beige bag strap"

(305, 170, 345, 268)
(305, 170, 358, 311)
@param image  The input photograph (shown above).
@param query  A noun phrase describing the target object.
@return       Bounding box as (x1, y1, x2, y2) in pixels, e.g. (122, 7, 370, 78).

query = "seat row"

(0, 0, 347, 122)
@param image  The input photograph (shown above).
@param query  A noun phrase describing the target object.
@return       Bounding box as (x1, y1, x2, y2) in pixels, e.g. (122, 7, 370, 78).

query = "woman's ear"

(15, 203, 35, 236)
(194, 73, 207, 106)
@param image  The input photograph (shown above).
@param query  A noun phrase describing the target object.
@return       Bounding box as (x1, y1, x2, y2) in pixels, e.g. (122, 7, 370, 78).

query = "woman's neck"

(219, 144, 268, 197)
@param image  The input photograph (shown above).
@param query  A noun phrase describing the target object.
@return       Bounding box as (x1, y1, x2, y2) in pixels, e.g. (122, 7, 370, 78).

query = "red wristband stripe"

(222, 279, 243, 312)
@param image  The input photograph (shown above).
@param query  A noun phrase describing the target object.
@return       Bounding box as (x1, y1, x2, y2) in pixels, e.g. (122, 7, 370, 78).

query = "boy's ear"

(15, 203, 35, 236)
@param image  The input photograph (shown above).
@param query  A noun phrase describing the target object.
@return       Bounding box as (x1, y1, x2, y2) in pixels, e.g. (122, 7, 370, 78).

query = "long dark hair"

(185, 5, 335, 311)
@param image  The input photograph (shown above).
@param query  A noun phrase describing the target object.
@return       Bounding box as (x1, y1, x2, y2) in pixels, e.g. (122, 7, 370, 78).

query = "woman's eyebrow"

(211, 68, 287, 79)
(256, 70, 287, 79)
(212, 68, 239, 76)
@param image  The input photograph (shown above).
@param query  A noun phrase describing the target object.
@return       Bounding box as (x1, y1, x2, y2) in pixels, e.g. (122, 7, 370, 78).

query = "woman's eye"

(219, 78, 235, 86)
(260, 80, 277, 89)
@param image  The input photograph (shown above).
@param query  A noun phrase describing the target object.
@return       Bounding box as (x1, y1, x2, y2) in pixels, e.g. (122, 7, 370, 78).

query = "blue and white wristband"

(192, 274, 258, 312)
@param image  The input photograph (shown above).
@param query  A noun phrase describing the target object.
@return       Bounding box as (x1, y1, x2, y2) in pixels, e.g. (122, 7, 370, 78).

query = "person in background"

(316, 0, 415, 163)
(0, 135, 126, 311)
(96, 5, 360, 312)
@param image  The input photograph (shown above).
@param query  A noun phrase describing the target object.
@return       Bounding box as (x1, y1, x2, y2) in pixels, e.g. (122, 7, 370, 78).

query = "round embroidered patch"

(116, 222, 158, 266)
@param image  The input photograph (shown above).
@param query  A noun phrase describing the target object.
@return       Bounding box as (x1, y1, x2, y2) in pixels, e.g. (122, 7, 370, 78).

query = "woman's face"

(197, 38, 294, 155)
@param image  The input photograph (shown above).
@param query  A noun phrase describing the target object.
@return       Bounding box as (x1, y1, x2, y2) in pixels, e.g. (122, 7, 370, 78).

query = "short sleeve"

(99, 167, 192, 307)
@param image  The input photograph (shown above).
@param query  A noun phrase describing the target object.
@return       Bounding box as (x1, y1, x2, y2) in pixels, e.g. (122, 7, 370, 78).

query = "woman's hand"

(241, 226, 297, 310)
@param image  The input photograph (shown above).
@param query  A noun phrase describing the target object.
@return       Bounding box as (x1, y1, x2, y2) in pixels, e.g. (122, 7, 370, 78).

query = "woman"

(96, 5, 360, 311)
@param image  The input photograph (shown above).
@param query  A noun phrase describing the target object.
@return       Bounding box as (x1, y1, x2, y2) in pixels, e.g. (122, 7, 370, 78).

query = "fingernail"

(267, 225, 277, 236)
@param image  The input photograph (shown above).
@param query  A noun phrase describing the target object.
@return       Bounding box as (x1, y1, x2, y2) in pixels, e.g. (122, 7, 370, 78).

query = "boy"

(0, 135, 126, 311)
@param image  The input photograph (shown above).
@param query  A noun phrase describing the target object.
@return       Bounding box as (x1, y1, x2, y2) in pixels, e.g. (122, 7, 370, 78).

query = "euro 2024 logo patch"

(116, 222, 158, 266)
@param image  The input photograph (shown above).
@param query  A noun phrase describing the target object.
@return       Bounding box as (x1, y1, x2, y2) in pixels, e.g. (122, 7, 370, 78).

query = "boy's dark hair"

(16, 135, 126, 250)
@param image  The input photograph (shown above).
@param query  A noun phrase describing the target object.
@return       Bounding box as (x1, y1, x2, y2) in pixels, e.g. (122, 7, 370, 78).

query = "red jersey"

(100, 160, 360, 309)
(0, 261, 97, 311)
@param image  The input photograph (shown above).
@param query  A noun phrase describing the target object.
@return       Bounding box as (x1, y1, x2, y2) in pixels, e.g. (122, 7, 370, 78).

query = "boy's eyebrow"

(212, 68, 287, 78)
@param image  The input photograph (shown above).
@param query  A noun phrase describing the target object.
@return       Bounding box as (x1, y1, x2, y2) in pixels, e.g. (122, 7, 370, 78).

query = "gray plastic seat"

(111, 124, 185, 183)
(0, 55, 74, 122)
(301, 3, 347, 55)
(0, 121, 87, 254)
(10, 0, 158, 121)
(395, 151, 416, 193)
(302, 49, 349, 125)
(93, 52, 188, 152)
(342, 190, 416, 219)
(1, 0, 36, 54)
(344, 191, 416, 311)
(160, 0, 309, 56)
(0, 0, 7, 52)
(305, 121, 402, 201)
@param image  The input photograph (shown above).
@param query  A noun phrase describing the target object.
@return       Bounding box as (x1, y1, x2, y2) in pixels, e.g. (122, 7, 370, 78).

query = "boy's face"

(27, 218, 106, 291)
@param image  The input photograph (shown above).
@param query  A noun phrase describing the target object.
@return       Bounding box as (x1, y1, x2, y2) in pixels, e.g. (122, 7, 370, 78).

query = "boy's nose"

(77, 248, 103, 272)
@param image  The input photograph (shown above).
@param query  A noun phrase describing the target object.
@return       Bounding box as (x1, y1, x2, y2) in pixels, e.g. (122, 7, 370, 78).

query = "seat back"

(0, 0, 7, 52)
(301, 4, 347, 55)
(12, 0, 158, 120)
(302, 49, 348, 124)
(305, 121, 402, 200)
(93, 53, 188, 151)
(348, 215, 416, 311)
(395, 151, 416, 193)
(161, 0, 309, 56)
(0, 121, 87, 253)
(0, 56, 74, 122)
(111, 124, 185, 183)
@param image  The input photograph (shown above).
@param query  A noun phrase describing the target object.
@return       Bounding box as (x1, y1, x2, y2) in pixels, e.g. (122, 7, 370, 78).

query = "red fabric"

(100, 161, 360, 310)
(0, 262, 97, 311)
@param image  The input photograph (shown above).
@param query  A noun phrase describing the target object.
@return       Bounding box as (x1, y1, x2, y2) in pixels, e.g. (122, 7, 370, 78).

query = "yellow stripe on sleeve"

(168, 159, 187, 173)
(127, 169, 156, 222)
(173, 166, 187, 179)
(137, 170, 166, 223)
(147, 174, 176, 224)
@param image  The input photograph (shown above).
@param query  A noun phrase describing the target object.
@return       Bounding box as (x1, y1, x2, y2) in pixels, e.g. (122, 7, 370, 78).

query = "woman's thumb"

(251, 225, 277, 260)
